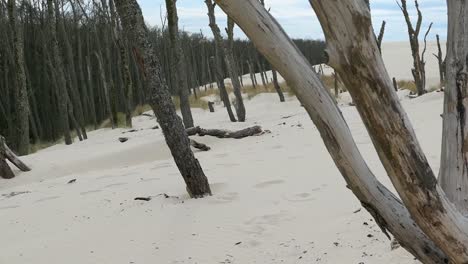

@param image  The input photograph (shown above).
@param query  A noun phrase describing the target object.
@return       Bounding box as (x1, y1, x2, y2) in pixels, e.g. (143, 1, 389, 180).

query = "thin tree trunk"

(8, 0, 30, 155)
(272, 69, 285, 102)
(225, 17, 246, 121)
(46, 0, 72, 145)
(115, 0, 212, 198)
(205, 0, 237, 122)
(435, 34, 445, 89)
(166, 0, 194, 128)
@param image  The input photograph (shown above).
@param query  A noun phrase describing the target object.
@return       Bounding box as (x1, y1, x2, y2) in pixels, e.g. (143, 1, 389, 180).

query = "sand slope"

(0, 88, 445, 263)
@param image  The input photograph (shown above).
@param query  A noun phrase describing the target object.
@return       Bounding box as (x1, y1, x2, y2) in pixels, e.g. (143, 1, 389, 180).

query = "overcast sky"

(138, 0, 447, 41)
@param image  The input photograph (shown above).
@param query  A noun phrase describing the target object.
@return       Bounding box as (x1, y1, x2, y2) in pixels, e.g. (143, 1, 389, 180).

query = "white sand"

(0, 82, 445, 263)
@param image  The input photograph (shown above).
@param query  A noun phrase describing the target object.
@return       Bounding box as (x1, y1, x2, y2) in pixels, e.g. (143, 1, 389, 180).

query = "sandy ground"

(0, 79, 445, 263)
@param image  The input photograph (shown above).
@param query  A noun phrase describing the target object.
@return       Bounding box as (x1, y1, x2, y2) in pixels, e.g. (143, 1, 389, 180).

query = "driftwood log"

(0, 136, 31, 179)
(186, 126, 263, 139)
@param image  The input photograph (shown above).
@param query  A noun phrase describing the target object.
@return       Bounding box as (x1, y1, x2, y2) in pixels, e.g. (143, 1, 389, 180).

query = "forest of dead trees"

(0, 0, 326, 154)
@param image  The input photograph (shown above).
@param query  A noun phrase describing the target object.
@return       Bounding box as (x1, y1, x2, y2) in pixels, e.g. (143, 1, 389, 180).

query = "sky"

(138, 0, 447, 41)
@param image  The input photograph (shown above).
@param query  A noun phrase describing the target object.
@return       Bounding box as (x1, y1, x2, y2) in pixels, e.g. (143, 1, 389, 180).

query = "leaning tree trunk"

(311, 0, 468, 262)
(435, 34, 445, 89)
(215, 0, 454, 262)
(205, 0, 237, 122)
(114, 0, 211, 198)
(439, 0, 468, 216)
(166, 0, 194, 128)
(8, 0, 30, 155)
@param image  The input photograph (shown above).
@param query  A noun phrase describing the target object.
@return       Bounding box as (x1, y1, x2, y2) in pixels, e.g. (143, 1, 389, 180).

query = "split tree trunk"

(114, 0, 211, 198)
(215, 0, 450, 262)
(166, 0, 194, 128)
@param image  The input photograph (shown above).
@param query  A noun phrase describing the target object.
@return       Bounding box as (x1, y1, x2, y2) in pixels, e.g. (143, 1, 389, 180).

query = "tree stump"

(208, 101, 215, 112)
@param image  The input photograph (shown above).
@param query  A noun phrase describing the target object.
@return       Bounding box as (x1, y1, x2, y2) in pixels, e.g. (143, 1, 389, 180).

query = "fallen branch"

(0, 136, 31, 179)
(186, 126, 263, 139)
(190, 139, 211, 151)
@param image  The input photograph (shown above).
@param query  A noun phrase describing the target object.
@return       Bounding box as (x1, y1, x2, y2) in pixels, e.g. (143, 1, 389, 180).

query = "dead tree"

(398, 0, 432, 96)
(377, 21, 386, 53)
(438, 0, 468, 216)
(186, 126, 263, 139)
(166, 0, 194, 128)
(260, 0, 285, 102)
(204, 0, 237, 122)
(216, 0, 468, 262)
(7, 0, 30, 155)
(225, 17, 246, 122)
(434, 34, 445, 89)
(0, 135, 31, 179)
(115, 0, 211, 198)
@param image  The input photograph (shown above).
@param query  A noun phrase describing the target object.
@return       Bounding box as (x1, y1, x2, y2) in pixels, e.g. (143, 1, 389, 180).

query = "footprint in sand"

(287, 155, 303, 160)
(80, 190, 102, 195)
(151, 163, 172, 170)
(103, 182, 127, 188)
(271, 145, 283, 150)
(216, 163, 240, 168)
(240, 212, 293, 235)
(35, 196, 61, 203)
(254, 180, 285, 189)
(0, 205, 19, 210)
(209, 192, 239, 204)
(214, 153, 229, 158)
(140, 178, 160, 182)
(282, 192, 315, 202)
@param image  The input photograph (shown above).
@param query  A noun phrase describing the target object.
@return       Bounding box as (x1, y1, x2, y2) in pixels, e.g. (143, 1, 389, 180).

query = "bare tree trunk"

(247, 60, 256, 88)
(398, 0, 431, 96)
(46, 0, 72, 145)
(166, 0, 194, 128)
(215, 0, 456, 262)
(94, 52, 115, 129)
(115, 0, 212, 198)
(439, 0, 468, 215)
(377, 20, 386, 53)
(272, 68, 285, 102)
(8, 0, 30, 155)
(435, 34, 445, 89)
(311, 0, 468, 261)
(205, 0, 238, 122)
(225, 17, 246, 121)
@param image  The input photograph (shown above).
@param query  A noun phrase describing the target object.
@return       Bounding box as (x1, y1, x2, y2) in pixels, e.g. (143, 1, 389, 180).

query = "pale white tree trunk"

(310, 1, 468, 262)
(439, 0, 468, 215)
(214, 0, 447, 262)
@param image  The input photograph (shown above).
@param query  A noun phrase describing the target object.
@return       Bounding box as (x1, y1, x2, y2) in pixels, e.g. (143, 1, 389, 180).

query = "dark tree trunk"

(114, 0, 212, 198)
(166, 0, 194, 128)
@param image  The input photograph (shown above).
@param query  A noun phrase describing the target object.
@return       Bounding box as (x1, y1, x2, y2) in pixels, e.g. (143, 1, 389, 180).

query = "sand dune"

(0, 86, 445, 263)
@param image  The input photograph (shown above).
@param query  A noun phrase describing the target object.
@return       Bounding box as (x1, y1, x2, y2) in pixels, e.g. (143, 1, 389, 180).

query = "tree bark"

(114, 0, 212, 198)
(311, 1, 468, 261)
(215, 0, 450, 262)
(439, 0, 468, 215)
(46, 0, 72, 145)
(8, 0, 30, 155)
(166, 0, 194, 128)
